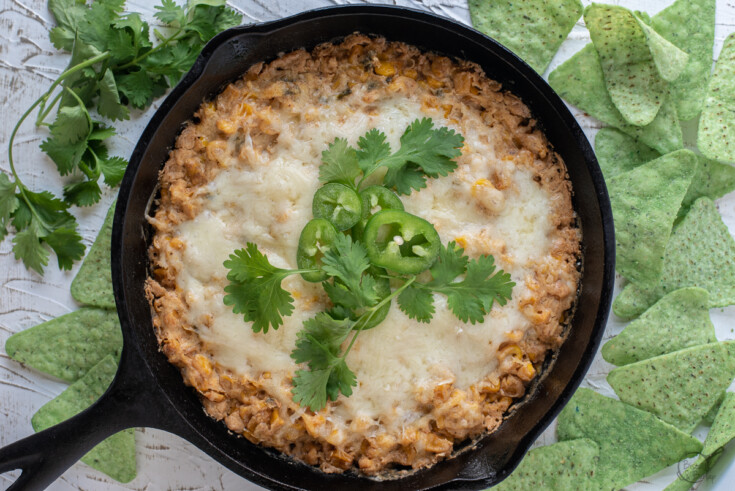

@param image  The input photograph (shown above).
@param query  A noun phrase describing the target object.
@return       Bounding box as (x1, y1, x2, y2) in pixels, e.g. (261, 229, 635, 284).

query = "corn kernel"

(374, 61, 396, 77)
(454, 236, 468, 249)
(238, 102, 253, 116)
(498, 344, 523, 360)
(426, 76, 443, 89)
(169, 237, 184, 250)
(403, 68, 418, 79)
(194, 354, 212, 376)
(216, 119, 237, 135)
(270, 409, 282, 426)
(471, 178, 491, 197)
(520, 362, 536, 380)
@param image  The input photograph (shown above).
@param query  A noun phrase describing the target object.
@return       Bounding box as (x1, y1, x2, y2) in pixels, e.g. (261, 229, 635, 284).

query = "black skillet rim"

(111, 5, 615, 490)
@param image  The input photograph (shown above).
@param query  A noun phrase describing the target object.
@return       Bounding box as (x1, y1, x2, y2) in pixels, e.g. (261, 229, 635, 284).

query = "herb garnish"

(224, 119, 515, 411)
(2, 0, 242, 274)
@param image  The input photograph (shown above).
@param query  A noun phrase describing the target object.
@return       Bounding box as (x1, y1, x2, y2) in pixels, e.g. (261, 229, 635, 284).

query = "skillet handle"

(0, 348, 177, 490)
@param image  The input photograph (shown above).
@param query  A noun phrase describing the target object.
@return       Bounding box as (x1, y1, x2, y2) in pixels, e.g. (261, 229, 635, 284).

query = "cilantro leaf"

(12, 225, 49, 275)
(98, 156, 127, 187)
(290, 313, 357, 411)
(423, 250, 515, 324)
(355, 129, 391, 175)
(223, 243, 314, 333)
(50, 104, 90, 144)
(154, 0, 186, 25)
(397, 284, 435, 322)
(321, 234, 378, 308)
(430, 241, 469, 285)
(63, 180, 102, 207)
(381, 119, 464, 194)
(97, 69, 129, 121)
(47, 0, 87, 51)
(319, 138, 361, 187)
(40, 137, 87, 175)
(353, 119, 464, 195)
(292, 368, 332, 412)
(386, 163, 427, 195)
(44, 226, 85, 270)
(116, 70, 154, 108)
(291, 313, 354, 367)
(0, 174, 19, 240)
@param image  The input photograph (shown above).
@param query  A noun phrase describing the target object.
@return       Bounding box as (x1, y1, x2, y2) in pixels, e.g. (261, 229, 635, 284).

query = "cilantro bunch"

(224, 121, 515, 412)
(1, 0, 242, 274)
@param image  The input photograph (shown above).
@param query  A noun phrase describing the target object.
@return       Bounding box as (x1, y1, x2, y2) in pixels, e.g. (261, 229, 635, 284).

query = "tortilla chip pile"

(470, 1, 735, 489)
(4, 202, 135, 483)
(468, 0, 583, 73)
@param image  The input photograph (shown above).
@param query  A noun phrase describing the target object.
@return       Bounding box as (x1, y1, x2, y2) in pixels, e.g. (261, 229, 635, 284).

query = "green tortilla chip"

(594, 133, 735, 216)
(635, 13, 689, 83)
(602, 287, 715, 366)
(607, 341, 735, 432)
(612, 197, 735, 318)
(71, 200, 115, 309)
(468, 0, 583, 74)
(651, 0, 716, 120)
(5, 308, 122, 383)
(664, 457, 711, 491)
(31, 355, 136, 482)
(594, 127, 660, 180)
(680, 154, 735, 219)
(698, 32, 735, 163)
(557, 388, 702, 490)
(548, 43, 683, 154)
(494, 439, 599, 491)
(584, 4, 667, 126)
(607, 150, 697, 286)
(666, 392, 735, 490)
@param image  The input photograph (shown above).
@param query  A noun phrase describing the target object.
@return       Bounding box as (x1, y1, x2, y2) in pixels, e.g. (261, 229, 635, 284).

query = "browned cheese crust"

(145, 34, 580, 476)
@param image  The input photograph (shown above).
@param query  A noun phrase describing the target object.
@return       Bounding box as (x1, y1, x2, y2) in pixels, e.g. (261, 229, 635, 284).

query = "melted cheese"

(172, 92, 556, 432)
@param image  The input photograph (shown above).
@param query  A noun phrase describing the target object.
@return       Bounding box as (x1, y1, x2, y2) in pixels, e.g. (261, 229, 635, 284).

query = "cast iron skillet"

(0, 5, 614, 490)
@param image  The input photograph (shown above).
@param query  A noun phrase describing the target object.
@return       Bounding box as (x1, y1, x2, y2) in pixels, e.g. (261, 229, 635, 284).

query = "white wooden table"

(1, 0, 734, 489)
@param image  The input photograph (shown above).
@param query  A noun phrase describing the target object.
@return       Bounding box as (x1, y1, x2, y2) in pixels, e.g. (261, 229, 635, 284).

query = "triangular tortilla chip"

(71, 200, 116, 308)
(607, 150, 697, 286)
(468, 0, 583, 74)
(594, 127, 660, 180)
(557, 388, 702, 490)
(607, 341, 735, 432)
(494, 439, 599, 490)
(698, 32, 735, 163)
(612, 197, 735, 318)
(31, 355, 136, 482)
(602, 287, 715, 366)
(651, 0, 716, 120)
(5, 308, 122, 383)
(665, 392, 735, 490)
(548, 43, 683, 154)
(680, 155, 735, 218)
(635, 14, 689, 83)
(584, 4, 666, 126)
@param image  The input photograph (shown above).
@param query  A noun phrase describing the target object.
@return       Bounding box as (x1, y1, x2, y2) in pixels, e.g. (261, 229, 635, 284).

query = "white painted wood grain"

(0, 0, 733, 489)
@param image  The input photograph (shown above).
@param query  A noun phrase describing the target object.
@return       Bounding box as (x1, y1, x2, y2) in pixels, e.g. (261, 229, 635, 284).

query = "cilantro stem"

(115, 29, 187, 71)
(36, 90, 63, 126)
(340, 276, 416, 359)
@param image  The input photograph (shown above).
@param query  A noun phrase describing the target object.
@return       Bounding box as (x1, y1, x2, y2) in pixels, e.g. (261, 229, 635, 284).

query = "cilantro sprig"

(223, 121, 513, 412)
(320, 117, 465, 194)
(3, 0, 242, 274)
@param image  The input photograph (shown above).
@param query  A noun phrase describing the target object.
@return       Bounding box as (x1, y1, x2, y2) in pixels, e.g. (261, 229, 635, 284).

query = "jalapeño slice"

(363, 210, 441, 275)
(353, 186, 404, 240)
(296, 218, 337, 282)
(312, 183, 362, 231)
